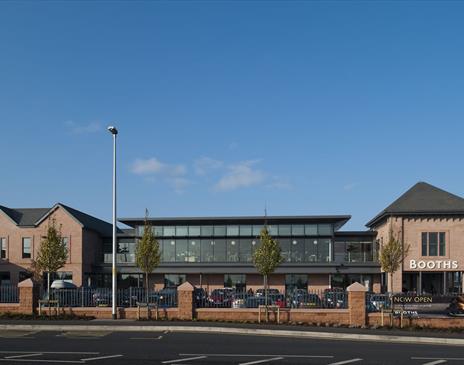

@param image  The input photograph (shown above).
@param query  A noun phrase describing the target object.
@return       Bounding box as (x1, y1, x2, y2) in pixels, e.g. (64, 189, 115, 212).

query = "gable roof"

(0, 203, 115, 236)
(366, 182, 464, 227)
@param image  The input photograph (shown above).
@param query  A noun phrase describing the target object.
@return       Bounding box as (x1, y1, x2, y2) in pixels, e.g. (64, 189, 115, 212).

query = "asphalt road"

(0, 329, 462, 365)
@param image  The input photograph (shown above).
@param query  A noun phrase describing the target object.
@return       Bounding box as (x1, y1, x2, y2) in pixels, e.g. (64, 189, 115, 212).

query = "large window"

(163, 240, 176, 262)
(422, 232, 446, 257)
(164, 274, 186, 288)
(0, 238, 6, 259)
(117, 241, 136, 263)
(213, 239, 226, 261)
(22, 238, 31, 259)
(175, 239, 188, 262)
(227, 239, 239, 262)
(224, 274, 246, 291)
(200, 239, 215, 262)
(305, 238, 331, 262)
(188, 240, 200, 262)
(285, 274, 308, 295)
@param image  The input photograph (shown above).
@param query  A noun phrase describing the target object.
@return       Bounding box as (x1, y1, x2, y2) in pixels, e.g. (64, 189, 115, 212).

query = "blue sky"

(1, 1, 464, 230)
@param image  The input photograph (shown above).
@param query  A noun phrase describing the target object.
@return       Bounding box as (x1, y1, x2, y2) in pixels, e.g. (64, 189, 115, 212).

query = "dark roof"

(58, 204, 116, 236)
(119, 215, 351, 231)
(0, 206, 50, 226)
(0, 203, 114, 236)
(366, 182, 464, 227)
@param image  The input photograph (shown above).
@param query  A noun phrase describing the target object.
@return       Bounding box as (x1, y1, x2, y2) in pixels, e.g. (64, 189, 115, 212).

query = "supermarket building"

(1, 182, 464, 295)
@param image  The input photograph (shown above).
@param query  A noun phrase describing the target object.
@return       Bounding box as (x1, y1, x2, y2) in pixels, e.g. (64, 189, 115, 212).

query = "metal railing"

(195, 289, 348, 309)
(0, 285, 19, 303)
(41, 287, 177, 308)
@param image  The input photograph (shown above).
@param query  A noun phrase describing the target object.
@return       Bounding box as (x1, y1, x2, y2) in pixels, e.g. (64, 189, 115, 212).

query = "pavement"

(0, 319, 463, 346)
(0, 329, 463, 364)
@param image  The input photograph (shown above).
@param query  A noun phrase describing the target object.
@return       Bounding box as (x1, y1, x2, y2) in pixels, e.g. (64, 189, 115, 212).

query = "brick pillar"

(18, 279, 38, 315)
(347, 281, 367, 327)
(177, 281, 194, 320)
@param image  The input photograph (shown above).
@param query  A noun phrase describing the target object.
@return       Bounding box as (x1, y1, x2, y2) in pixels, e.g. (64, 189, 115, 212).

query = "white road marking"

(179, 353, 333, 358)
(328, 359, 363, 365)
(421, 361, 447, 365)
(130, 336, 163, 340)
(81, 354, 123, 362)
(4, 354, 42, 359)
(412, 358, 464, 361)
(162, 356, 207, 364)
(239, 357, 284, 365)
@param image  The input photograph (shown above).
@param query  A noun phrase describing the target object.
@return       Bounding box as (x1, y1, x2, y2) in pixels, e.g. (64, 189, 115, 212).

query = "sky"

(1, 1, 464, 230)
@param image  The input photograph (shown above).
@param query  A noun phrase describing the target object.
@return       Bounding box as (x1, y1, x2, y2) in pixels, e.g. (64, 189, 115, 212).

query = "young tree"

(379, 228, 410, 293)
(35, 219, 68, 293)
(135, 211, 161, 302)
(252, 226, 283, 321)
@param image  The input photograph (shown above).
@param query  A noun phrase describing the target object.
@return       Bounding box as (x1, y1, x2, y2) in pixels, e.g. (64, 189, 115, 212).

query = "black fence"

(41, 287, 177, 308)
(0, 285, 19, 303)
(195, 288, 348, 309)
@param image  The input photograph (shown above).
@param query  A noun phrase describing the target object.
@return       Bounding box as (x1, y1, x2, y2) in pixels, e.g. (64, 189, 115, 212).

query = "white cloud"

(266, 176, 293, 190)
(214, 160, 265, 192)
(131, 157, 186, 177)
(65, 120, 102, 134)
(194, 157, 223, 175)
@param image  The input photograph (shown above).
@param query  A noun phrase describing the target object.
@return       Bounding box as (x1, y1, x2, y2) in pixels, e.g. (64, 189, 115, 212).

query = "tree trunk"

(146, 273, 149, 303)
(47, 272, 51, 300)
(264, 274, 268, 322)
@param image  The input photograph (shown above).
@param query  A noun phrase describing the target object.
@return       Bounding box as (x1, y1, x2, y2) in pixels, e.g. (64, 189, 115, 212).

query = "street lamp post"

(107, 125, 118, 320)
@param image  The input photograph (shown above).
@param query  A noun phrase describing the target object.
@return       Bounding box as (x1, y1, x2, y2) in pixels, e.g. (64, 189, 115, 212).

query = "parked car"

(291, 290, 321, 308)
(92, 288, 112, 307)
(207, 288, 235, 307)
(255, 288, 280, 297)
(245, 294, 286, 308)
(324, 288, 346, 308)
(194, 287, 207, 307)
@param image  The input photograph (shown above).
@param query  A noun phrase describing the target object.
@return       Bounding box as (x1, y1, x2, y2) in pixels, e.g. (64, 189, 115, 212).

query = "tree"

(135, 210, 161, 302)
(252, 226, 283, 321)
(35, 218, 68, 293)
(379, 228, 410, 293)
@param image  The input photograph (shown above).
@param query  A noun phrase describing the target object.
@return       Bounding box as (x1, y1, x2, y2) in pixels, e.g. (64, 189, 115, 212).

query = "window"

(305, 238, 331, 262)
(188, 240, 200, 262)
(285, 274, 308, 295)
(22, 238, 31, 259)
(252, 225, 263, 236)
(226, 225, 239, 236)
(239, 239, 253, 262)
(0, 238, 6, 259)
(200, 239, 215, 262)
(163, 226, 175, 237)
(213, 239, 226, 261)
(0, 272, 11, 285)
(224, 274, 246, 291)
(422, 232, 446, 257)
(164, 274, 186, 288)
(290, 238, 305, 262)
(163, 240, 176, 262)
(239, 225, 252, 236)
(175, 226, 188, 237)
(188, 226, 201, 237)
(154, 226, 163, 236)
(227, 239, 239, 262)
(305, 225, 318, 236)
(292, 225, 305, 236)
(279, 238, 291, 262)
(268, 225, 278, 236)
(63, 237, 69, 257)
(278, 225, 291, 236)
(318, 224, 333, 236)
(201, 226, 213, 236)
(214, 226, 226, 236)
(175, 239, 188, 261)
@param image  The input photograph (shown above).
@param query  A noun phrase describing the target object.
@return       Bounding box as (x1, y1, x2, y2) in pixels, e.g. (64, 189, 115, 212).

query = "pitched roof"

(366, 182, 464, 227)
(0, 203, 115, 236)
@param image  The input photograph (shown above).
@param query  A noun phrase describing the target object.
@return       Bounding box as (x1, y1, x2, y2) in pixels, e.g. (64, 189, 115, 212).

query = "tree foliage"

(253, 226, 283, 321)
(135, 211, 161, 300)
(35, 218, 68, 290)
(379, 228, 410, 291)
(253, 227, 283, 276)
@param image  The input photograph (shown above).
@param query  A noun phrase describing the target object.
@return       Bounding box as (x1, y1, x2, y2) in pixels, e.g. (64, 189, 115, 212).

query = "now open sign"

(392, 295, 433, 305)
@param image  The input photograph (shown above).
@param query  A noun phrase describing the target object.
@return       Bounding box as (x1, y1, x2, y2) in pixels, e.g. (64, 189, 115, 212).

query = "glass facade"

(108, 222, 376, 265)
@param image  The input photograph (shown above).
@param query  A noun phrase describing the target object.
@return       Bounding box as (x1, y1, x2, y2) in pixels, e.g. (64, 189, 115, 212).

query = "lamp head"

(107, 126, 118, 135)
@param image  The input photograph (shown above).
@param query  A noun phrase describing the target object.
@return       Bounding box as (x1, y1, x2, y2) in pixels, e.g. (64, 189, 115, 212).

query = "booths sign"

(409, 260, 458, 270)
